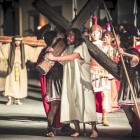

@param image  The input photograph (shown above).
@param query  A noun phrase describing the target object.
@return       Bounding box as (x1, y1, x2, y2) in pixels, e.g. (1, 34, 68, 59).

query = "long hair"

(66, 28, 85, 48)
(7, 38, 25, 75)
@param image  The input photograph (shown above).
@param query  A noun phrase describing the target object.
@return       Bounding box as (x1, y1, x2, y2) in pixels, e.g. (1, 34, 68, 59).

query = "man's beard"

(67, 41, 74, 45)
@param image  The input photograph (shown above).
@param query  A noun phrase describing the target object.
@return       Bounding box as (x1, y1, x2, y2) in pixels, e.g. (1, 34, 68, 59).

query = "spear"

(102, 0, 140, 119)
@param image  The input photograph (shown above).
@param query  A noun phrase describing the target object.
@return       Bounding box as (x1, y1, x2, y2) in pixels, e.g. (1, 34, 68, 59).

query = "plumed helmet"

(91, 16, 102, 32)
(106, 23, 111, 31)
(91, 25, 102, 32)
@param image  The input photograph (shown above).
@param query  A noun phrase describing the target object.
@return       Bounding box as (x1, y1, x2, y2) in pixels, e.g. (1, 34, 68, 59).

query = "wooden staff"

(0, 36, 46, 47)
(102, 0, 140, 119)
(133, 37, 136, 47)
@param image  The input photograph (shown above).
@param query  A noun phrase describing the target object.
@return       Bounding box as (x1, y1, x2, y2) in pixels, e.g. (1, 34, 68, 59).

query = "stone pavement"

(0, 79, 139, 140)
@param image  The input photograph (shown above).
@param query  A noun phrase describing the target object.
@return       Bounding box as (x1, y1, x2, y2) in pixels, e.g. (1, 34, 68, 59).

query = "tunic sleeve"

(0, 44, 9, 80)
(0, 43, 10, 59)
(0, 46, 5, 59)
(25, 44, 43, 63)
(73, 42, 91, 62)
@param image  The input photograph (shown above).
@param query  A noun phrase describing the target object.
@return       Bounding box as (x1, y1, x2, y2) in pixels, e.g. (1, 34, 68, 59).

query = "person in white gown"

(45, 28, 98, 138)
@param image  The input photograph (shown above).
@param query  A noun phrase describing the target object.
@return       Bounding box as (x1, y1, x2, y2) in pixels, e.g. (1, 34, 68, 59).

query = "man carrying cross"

(45, 28, 98, 138)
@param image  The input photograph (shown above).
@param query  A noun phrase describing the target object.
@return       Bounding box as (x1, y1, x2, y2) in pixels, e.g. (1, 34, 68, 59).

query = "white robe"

(60, 42, 98, 123)
(0, 44, 7, 91)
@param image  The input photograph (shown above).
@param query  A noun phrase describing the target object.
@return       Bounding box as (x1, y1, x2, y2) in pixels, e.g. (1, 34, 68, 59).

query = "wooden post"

(19, 1, 23, 36)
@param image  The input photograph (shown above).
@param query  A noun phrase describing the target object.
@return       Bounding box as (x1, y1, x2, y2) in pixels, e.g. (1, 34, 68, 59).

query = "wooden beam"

(85, 38, 120, 80)
(33, 0, 120, 79)
(32, 0, 101, 31)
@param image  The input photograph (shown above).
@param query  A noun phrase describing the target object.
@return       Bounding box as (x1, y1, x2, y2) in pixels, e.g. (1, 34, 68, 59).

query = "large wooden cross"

(33, 0, 120, 80)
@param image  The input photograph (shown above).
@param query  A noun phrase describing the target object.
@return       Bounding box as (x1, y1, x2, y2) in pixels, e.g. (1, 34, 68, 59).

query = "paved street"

(0, 75, 139, 140)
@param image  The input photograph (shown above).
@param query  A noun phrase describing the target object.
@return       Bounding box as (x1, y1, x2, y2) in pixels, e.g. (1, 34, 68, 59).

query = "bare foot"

(46, 132, 55, 137)
(90, 130, 98, 138)
(71, 132, 80, 137)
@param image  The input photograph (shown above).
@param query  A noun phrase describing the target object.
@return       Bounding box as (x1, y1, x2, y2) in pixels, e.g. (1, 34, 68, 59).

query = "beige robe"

(1, 43, 43, 98)
(0, 44, 7, 91)
(60, 42, 98, 123)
